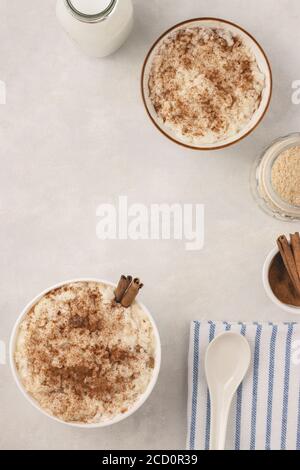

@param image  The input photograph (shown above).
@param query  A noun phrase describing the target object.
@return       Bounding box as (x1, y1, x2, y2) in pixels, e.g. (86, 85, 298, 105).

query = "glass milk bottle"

(56, 0, 133, 58)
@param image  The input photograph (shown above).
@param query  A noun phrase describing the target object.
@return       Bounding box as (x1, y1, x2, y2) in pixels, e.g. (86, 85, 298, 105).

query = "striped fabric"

(187, 321, 300, 450)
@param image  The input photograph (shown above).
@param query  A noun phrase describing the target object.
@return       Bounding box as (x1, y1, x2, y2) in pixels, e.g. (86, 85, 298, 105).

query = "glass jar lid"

(66, 0, 116, 22)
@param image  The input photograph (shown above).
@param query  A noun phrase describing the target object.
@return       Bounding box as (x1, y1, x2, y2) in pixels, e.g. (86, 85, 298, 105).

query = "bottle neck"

(66, 0, 117, 23)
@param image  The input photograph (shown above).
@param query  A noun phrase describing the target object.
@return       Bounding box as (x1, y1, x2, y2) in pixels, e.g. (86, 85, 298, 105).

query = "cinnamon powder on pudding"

(148, 27, 265, 145)
(15, 282, 155, 424)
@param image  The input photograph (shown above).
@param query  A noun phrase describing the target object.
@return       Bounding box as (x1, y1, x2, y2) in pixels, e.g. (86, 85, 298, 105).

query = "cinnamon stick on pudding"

(121, 278, 144, 308)
(277, 234, 300, 296)
(115, 275, 132, 303)
(115, 275, 143, 307)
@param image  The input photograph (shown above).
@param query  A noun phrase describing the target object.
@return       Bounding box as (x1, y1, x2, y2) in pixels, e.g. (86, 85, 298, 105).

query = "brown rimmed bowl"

(141, 18, 273, 151)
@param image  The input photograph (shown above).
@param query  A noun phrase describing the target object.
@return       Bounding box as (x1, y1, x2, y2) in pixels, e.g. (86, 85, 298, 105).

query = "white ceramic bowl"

(263, 249, 300, 314)
(141, 17, 272, 151)
(10, 278, 161, 428)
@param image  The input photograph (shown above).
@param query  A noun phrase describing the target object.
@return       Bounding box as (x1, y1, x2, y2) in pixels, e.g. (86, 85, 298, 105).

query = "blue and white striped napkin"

(187, 321, 300, 450)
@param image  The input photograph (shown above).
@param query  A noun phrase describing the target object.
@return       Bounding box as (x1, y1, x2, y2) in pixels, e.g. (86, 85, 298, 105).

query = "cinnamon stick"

(121, 278, 144, 308)
(115, 275, 132, 303)
(277, 235, 300, 295)
(290, 232, 300, 281)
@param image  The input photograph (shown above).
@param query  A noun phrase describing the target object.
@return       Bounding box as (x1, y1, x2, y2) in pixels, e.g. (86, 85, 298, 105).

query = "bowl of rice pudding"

(141, 18, 272, 150)
(10, 278, 161, 428)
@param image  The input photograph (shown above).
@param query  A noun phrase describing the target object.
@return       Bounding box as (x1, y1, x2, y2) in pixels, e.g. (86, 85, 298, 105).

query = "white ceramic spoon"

(205, 332, 251, 451)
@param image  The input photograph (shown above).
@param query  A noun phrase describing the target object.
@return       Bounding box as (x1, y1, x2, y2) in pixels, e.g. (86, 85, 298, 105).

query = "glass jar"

(251, 133, 300, 221)
(56, 0, 133, 58)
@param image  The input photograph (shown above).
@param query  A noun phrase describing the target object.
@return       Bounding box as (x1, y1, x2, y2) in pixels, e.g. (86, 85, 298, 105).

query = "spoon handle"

(209, 395, 231, 450)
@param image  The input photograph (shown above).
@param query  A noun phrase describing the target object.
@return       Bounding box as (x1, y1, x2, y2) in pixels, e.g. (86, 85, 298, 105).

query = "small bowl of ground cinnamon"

(141, 18, 272, 150)
(263, 234, 300, 314)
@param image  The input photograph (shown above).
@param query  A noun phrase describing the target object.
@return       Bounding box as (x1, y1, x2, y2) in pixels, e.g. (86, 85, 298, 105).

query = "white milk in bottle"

(56, 0, 133, 58)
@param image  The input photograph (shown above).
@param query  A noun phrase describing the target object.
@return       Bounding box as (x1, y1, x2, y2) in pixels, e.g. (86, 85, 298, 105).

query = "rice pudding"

(14, 281, 156, 424)
(148, 26, 265, 145)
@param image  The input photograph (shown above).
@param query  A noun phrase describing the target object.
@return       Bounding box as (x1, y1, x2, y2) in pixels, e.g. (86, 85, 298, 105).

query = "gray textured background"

(0, 0, 299, 450)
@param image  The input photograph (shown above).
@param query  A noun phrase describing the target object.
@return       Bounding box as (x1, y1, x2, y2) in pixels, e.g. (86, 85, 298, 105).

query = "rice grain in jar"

(251, 133, 300, 221)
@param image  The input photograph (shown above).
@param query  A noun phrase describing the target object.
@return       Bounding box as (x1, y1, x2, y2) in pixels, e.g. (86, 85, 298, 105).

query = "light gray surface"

(0, 0, 299, 450)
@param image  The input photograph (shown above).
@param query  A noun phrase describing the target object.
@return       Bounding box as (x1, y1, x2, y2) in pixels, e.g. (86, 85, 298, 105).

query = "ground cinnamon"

(269, 252, 300, 307)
